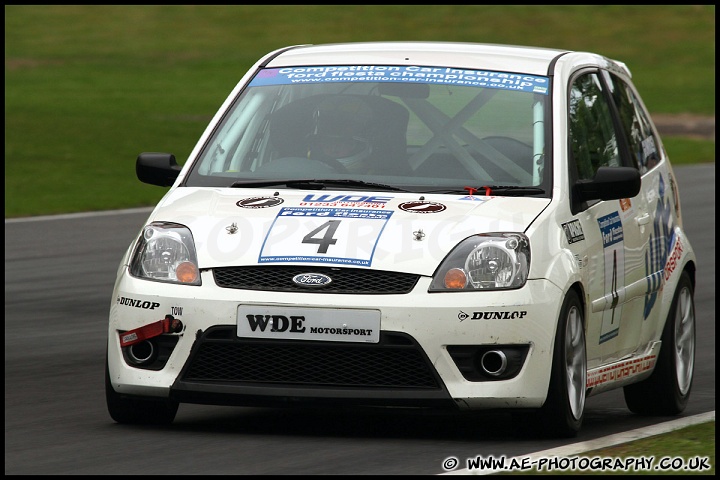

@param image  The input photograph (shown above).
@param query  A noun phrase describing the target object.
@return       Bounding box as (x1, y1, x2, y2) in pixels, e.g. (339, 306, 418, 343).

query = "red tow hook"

(119, 315, 183, 348)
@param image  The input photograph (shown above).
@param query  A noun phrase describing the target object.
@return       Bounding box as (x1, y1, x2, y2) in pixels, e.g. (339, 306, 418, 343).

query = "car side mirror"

(136, 152, 181, 186)
(574, 166, 641, 202)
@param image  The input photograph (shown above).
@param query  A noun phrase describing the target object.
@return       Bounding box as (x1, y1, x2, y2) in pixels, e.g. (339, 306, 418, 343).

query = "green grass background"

(501, 420, 714, 475)
(4, 5, 715, 471)
(4, 5, 715, 218)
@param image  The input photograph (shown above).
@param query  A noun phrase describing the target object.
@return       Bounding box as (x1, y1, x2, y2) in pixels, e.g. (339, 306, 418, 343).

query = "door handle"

(636, 213, 651, 226)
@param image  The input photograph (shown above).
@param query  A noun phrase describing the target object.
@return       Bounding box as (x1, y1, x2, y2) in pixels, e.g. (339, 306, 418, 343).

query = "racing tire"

(514, 289, 586, 438)
(105, 354, 178, 425)
(623, 271, 695, 415)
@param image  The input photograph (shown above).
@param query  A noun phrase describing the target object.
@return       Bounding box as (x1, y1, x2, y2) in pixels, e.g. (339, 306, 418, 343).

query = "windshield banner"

(250, 65, 549, 94)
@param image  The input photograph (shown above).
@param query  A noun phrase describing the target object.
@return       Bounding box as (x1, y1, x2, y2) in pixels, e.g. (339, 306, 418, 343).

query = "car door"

(601, 69, 671, 344)
(565, 69, 653, 367)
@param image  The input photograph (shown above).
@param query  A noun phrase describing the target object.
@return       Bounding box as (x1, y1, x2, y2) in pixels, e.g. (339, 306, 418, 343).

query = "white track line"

(441, 410, 715, 475)
(5, 207, 153, 223)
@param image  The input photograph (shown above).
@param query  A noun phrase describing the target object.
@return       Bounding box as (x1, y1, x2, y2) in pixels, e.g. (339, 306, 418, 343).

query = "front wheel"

(105, 354, 178, 425)
(623, 270, 695, 415)
(514, 289, 586, 438)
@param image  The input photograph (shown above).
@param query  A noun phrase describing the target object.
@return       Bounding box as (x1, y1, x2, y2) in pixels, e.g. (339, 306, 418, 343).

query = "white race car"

(106, 42, 697, 437)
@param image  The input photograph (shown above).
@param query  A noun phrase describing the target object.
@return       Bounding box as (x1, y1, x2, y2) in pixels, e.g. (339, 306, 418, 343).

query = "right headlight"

(429, 233, 530, 292)
(129, 222, 201, 285)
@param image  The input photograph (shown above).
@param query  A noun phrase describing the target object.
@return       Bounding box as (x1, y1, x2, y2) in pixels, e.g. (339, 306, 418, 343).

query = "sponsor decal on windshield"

(250, 65, 549, 94)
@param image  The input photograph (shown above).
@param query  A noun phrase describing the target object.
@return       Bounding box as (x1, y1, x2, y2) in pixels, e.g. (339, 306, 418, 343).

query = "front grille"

(180, 326, 440, 389)
(213, 265, 420, 294)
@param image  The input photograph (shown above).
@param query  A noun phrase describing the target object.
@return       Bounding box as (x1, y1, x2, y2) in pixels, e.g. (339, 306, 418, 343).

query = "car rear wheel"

(105, 353, 178, 425)
(623, 270, 695, 415)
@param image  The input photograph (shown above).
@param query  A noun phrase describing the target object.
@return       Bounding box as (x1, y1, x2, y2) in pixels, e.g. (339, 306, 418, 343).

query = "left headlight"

(429, 233, 530, 291)
(129, 222, 201, 285)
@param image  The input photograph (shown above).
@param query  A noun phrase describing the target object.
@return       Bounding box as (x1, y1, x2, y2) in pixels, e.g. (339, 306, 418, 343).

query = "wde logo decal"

(300, 194, 392, 208)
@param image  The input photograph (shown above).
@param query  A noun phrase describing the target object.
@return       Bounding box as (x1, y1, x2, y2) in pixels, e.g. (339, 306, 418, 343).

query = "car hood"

(148, 187, 550, 276)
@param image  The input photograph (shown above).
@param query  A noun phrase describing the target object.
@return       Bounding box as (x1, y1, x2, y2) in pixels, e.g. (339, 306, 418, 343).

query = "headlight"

(129, 222, 201, 285)
(429, 233, 530, 291)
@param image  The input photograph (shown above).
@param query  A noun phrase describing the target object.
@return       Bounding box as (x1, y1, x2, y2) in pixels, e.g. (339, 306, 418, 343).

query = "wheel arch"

(568, 281, 588, 330)
(684, 260, 696, 291)
(657, 257, 696, 336)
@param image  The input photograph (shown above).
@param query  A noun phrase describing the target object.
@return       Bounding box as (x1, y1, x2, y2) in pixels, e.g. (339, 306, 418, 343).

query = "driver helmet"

(307, 96, 374, 171)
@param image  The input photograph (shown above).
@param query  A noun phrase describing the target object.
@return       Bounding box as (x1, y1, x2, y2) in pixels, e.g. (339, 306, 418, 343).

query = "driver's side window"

(568, 72, 621, 182)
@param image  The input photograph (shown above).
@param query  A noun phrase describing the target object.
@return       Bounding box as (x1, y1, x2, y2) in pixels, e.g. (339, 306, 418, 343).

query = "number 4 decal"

(598, 211, 624, 343)
(259, 207, 394, 267)
(302, 220, 340, 254)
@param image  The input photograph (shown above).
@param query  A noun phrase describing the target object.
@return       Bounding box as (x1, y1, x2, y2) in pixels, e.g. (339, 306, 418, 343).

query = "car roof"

(263, 41, 573, 76)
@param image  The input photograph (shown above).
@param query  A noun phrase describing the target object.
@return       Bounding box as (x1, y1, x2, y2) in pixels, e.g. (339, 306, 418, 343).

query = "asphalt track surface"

(4, 164, 715, 475)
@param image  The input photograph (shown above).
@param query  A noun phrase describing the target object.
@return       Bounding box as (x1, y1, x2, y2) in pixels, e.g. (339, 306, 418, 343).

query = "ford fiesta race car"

(106, 42, 697, 437)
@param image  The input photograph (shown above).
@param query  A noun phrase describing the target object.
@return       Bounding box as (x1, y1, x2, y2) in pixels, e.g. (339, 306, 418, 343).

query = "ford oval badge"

(292, 273, 332, 287)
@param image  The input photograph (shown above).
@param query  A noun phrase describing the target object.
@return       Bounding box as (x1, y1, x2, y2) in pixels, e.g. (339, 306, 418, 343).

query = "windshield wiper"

(231, 179, 314, 188)
(472, 185, 546, 196)
(312, 179, 411, 192)
(230, 179, 411, 192)
(425, 186, 546, 196)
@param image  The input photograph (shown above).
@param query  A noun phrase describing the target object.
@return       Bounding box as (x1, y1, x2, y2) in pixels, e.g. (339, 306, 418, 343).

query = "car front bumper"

(107, 270, 563, 410)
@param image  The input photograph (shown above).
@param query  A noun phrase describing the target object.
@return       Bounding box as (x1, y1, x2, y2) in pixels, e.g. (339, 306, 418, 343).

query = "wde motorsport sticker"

(237, 196, 284, 208)
(398, 201, 447, 214)
(258, 207, 393, 267)
(562, 220, 585, 244)
(237, 305, 380, 343)
(249, 66, 550, 95)
(597, 211, 625, 344)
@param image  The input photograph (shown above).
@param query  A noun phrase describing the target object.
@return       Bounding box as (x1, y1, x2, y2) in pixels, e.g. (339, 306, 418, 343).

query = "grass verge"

(4, 5, 715, 218)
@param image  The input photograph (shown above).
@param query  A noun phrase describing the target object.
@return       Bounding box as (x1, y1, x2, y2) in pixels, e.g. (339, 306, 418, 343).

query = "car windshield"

(186, 64, 551, 196)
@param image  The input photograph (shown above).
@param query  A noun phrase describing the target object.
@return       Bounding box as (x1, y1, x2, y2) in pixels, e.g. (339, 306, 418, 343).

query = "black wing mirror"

(136, 152, 181, 187)
(574, 166, 641, 202)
